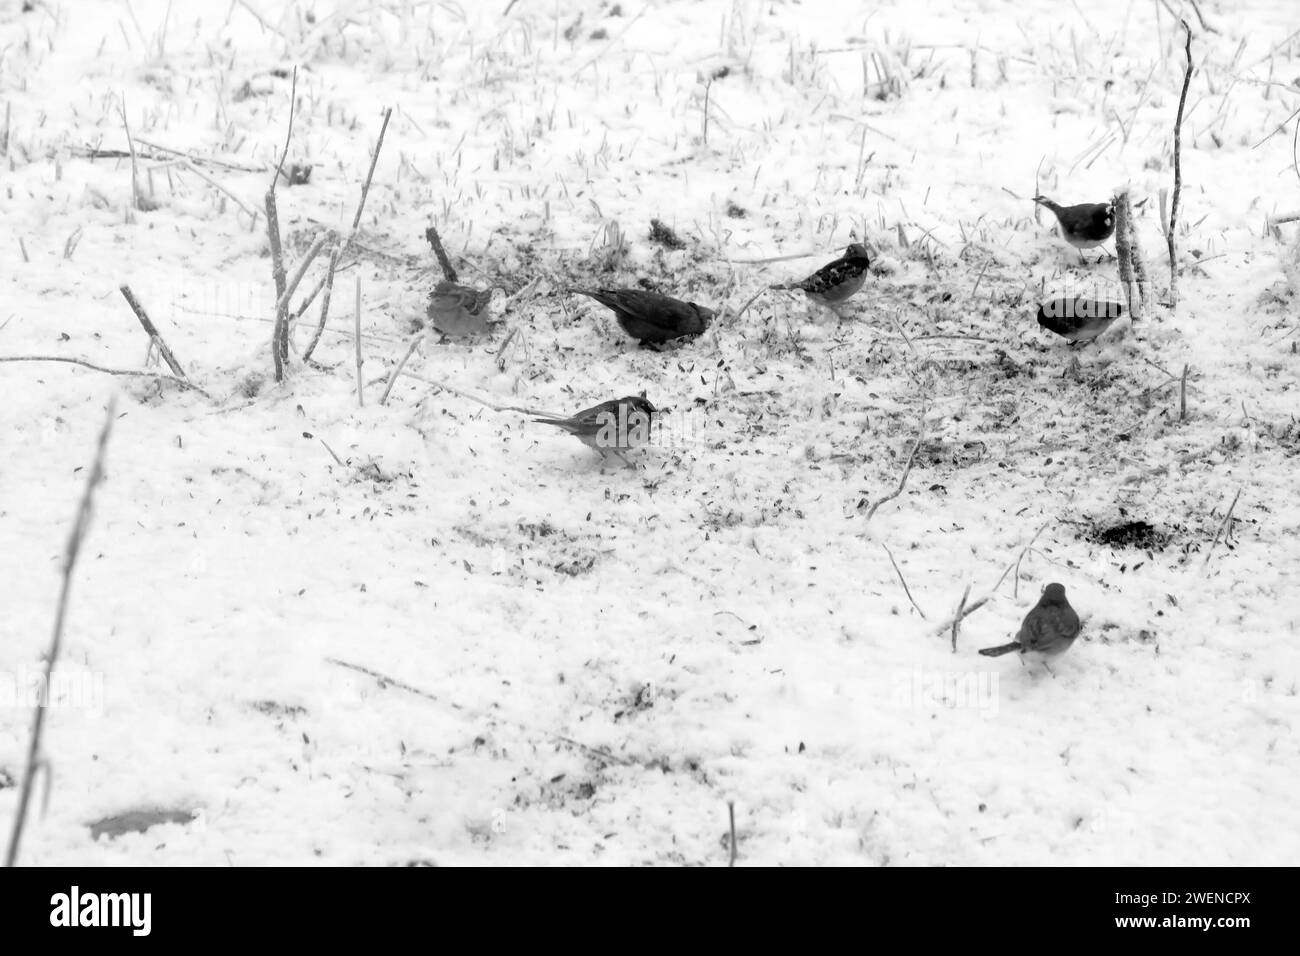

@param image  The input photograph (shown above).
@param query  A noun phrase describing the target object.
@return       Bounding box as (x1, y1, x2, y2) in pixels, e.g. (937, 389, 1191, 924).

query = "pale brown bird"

(979, 583, 1081, 661)
(771, 243, 873, 307)
(532, 395, 657, 466)
(427, 280, 492, 338)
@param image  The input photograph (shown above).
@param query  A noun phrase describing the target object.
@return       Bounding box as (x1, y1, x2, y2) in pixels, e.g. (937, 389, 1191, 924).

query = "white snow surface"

(1, 0, 1298, 865)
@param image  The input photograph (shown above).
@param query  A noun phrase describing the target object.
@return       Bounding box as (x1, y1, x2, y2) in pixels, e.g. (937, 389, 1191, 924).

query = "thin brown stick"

(274, 233, 331, 319)
(301, 243, 342, 364)
(0, 355, 210, 398)
(950, 583, 972, 653)
(119, 285, 185, 377)
(353, 277, 364, 406)
(380, 333, 423, 406)
(306, 107, 393, 368)
(269, 66, 298, 190)
(865, 426, 923, 522)
(1179, 364, 1190, 419)
(881, 542, 927, 620)
(1202, 488, 1242, 571)
(180, 160, 258, 220)
(728, 802, 737, 867)
(324, 656, 632, 766)
(5, 396, 116, 867)
(1169, 21, 1194, 310)
(118, 98, 141, 213)
(266, 189, 288, 380)
(933, 594, 991, 637)
(990, 520, 1051, 599)
(424, 225, 458, 282)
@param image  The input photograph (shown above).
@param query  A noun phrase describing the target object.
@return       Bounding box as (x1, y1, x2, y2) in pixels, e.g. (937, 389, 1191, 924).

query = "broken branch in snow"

(1168, 21, 1194, 310)
(119, 285, 186, 378)
(881, 542, 927, 620)
(5, 396, 116, 867)
(0, 355, 211, 399)
(1202, 487, 1242, 572)
(864, 416, 925, 522)
(950, 583, 972, 652)
(424, 225, 458, 282)
(380, 333, 424, 406)
(324, 656, 632, 766)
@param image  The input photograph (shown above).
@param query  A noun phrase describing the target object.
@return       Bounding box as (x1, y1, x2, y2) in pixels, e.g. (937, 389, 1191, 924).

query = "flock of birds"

(417, 194, 1119, 664)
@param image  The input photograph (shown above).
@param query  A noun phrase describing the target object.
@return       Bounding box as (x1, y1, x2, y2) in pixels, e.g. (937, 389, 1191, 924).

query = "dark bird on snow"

(532, 395, 658, 466)
(771, 243, 873, 307)
(1036, 297, 1124, 344)
(576, 289, 713, 344)
(979, 583, 1081, 661)
(1033, 196, 1115, 260)
(427, 280, 493, 338)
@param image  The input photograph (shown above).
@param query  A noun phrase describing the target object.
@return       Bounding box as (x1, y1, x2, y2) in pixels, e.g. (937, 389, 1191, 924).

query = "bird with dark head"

(576, 289, 713, 345)
(979, 583, 1081, 662)
(532, 395, 658, 466)
(1033, 196, 1115, 261)
(1036, 297, 1124, 345)
(772, 243, 873, 308)
(427, 280, 493, 339)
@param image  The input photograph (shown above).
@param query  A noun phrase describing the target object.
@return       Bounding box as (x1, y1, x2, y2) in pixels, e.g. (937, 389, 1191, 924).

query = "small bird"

(576, 289, 713, 345)
(979, 583, 1081, 661)
(427, 280, 493, 338)
(772, 243, 873, 308)
(1033, 196, 1115, 261)
(1036, 297, 1124, 344)
(532, 395, 658, 465)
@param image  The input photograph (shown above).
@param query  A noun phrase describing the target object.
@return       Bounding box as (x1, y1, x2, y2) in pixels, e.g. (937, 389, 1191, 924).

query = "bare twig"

(0, 355, 210, 398)
(266, 189, 289, 380)
(180, 160, 258, 220)
(118, 285, 185, 377)
(269, 66, 298, 190)
(1169, 21, 1194, 310)
(380, 333, 424, 406)
(950, 583, 972, 653)
(301, 243, 342, 364)
(353, 277, 364, 407)
(728, 802, 737, 867)
(118, 97, 141, 213)
(324, 656, 632, 766)
(881, 542, 927, 620)
(1180, 364, 1190, 420)
(990, 520, 1051, 599)
(1202, 488, 1242, 571)
(5, 396, 116, 867)
(424, 226, 457, 282)
(864, 425, 924, 522)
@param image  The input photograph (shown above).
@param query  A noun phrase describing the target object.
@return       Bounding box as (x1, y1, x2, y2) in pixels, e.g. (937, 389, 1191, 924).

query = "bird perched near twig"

(770, 243, 873, 308)
(979, 583, 1081, 662)
(1036, 297, 1124, 345)
(575, 289, 713, 345)
(427, 280, 493, 339)
(532, 395, 658, 466)
(1033, 196, 1115, 261)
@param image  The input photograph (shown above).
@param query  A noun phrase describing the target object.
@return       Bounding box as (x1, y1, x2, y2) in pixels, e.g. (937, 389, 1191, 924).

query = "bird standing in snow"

(979, 583, 1081, 662)
(770, 243, 873, 309)
(1033, 196, 1115, 262)
(427, 280, 493, 339)
(576, 289, 713, 345)
(1036, 297, 1124, 345)
(532, 395, 658, 466)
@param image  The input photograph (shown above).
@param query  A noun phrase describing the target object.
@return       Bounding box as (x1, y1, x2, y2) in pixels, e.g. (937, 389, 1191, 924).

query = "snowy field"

(2, 0, 1298, 866)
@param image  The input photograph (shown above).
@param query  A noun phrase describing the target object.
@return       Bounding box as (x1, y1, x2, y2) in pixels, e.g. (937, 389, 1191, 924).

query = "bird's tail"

(978, 642, 1022, 657)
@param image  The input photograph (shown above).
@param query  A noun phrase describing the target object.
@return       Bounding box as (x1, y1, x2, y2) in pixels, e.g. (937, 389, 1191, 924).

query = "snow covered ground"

(1, 0, 1298, 865)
